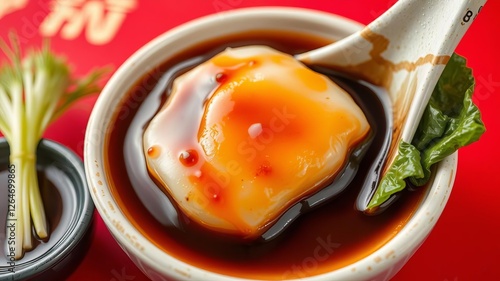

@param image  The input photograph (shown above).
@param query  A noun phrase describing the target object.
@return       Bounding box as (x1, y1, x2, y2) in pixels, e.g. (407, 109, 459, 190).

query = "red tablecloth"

(1, 1, 499, 280)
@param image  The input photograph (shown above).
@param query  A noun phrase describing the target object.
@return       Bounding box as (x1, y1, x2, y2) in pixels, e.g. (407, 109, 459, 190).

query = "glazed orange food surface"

(143, 46, 370, 238)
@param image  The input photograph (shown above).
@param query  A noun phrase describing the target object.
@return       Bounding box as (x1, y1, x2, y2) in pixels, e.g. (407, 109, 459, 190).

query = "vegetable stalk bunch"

(0, 35, 106, 259)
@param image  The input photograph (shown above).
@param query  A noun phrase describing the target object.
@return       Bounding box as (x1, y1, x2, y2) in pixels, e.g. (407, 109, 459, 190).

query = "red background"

(1, 0, 499, 280)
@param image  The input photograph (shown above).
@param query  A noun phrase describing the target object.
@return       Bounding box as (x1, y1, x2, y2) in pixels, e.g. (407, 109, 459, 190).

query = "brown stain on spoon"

(329, 28, 450, 172)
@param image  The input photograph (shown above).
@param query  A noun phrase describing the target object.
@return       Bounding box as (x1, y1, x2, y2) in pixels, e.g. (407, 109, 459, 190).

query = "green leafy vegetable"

(367, 53, 486, 210)
(367, 142, 423, 209)
(0, 34, 107, 259)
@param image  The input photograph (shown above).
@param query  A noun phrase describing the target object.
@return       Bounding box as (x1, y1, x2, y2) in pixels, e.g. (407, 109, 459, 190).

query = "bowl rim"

(84, 6, 457, 281)
(0, 137, 94, 280)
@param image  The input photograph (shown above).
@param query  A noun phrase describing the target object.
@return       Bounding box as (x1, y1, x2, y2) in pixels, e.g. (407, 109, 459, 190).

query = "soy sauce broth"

(0, 166, 62, 262)
(104, 30, 427, 280)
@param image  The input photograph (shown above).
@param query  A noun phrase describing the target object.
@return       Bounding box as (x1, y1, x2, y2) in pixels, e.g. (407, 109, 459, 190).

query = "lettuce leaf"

(366, 54, 486, 209)
(366, 142, 423, 209)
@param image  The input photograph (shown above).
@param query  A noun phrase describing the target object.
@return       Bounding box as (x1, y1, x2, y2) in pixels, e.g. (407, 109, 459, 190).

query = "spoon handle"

(298, 0, 486, 143)
(298, 0, 486, 211)
(298, 0, 485, 71)
(377, 0, 486, 144)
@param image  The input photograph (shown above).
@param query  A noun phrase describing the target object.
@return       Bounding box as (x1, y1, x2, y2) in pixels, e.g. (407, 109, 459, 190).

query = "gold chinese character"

(40, 0, 137, 45)
(0, 0, 28, 20)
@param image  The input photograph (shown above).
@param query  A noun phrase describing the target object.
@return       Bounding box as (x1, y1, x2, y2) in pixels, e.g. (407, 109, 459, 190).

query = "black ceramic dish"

(0, 138, 94, 281)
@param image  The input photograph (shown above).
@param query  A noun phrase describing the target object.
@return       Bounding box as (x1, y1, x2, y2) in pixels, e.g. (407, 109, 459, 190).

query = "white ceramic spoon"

(262, 0, 486, 241)
(297, 0, 486, 211)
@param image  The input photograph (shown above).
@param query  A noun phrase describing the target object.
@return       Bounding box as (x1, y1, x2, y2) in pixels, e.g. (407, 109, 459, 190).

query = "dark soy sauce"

(0, 162, 92, 280)
(0, 167, 62, 265)
(105, 31, 427, 280)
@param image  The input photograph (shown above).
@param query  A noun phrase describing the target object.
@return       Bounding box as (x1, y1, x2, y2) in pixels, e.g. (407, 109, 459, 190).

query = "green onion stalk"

(0, 34, 107, 259)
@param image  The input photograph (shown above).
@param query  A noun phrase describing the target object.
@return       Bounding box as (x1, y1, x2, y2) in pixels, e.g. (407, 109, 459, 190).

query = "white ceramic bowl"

(84, 7, 457, 281)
